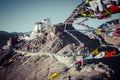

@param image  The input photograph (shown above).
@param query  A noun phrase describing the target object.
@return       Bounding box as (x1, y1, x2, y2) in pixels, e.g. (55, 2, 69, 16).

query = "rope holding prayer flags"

(75, 21, 106, 44)
(64, 0, 86, 23)
(76, 22, 93, 29)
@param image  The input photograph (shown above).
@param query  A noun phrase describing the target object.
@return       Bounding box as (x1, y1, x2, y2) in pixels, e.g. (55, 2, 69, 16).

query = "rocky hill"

(0, 23, 120, 80)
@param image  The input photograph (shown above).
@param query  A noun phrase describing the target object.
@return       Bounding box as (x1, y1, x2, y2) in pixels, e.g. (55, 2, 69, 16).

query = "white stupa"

(30, 22, 43, 39)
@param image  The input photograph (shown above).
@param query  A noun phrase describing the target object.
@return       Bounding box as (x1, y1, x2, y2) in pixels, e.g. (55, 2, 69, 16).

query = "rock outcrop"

(72, 62, 114, 80)
(16, 23, 100, 54)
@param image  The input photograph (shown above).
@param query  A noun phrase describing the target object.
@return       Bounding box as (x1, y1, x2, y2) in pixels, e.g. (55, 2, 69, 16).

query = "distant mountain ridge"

(0, 31, 23, 48)
(0, 31, 9, 35)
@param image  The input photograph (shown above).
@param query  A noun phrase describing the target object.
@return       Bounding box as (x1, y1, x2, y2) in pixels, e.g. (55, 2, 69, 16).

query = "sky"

(0, 0, 80, 32)
(0, 0, 120, 33)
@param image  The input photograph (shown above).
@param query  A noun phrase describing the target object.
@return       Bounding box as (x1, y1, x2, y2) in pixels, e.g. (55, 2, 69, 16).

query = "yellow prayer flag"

(48, 72, 60, 80)
(9, 59, 14, 63)
(96, 30, 102, 35)
(91, 48, 99, 55)
(85, 0, 97, 4)
(104, 8, 113, 15)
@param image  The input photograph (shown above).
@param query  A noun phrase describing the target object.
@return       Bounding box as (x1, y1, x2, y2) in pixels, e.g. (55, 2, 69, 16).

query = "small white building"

(42, 18, 51, 29)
